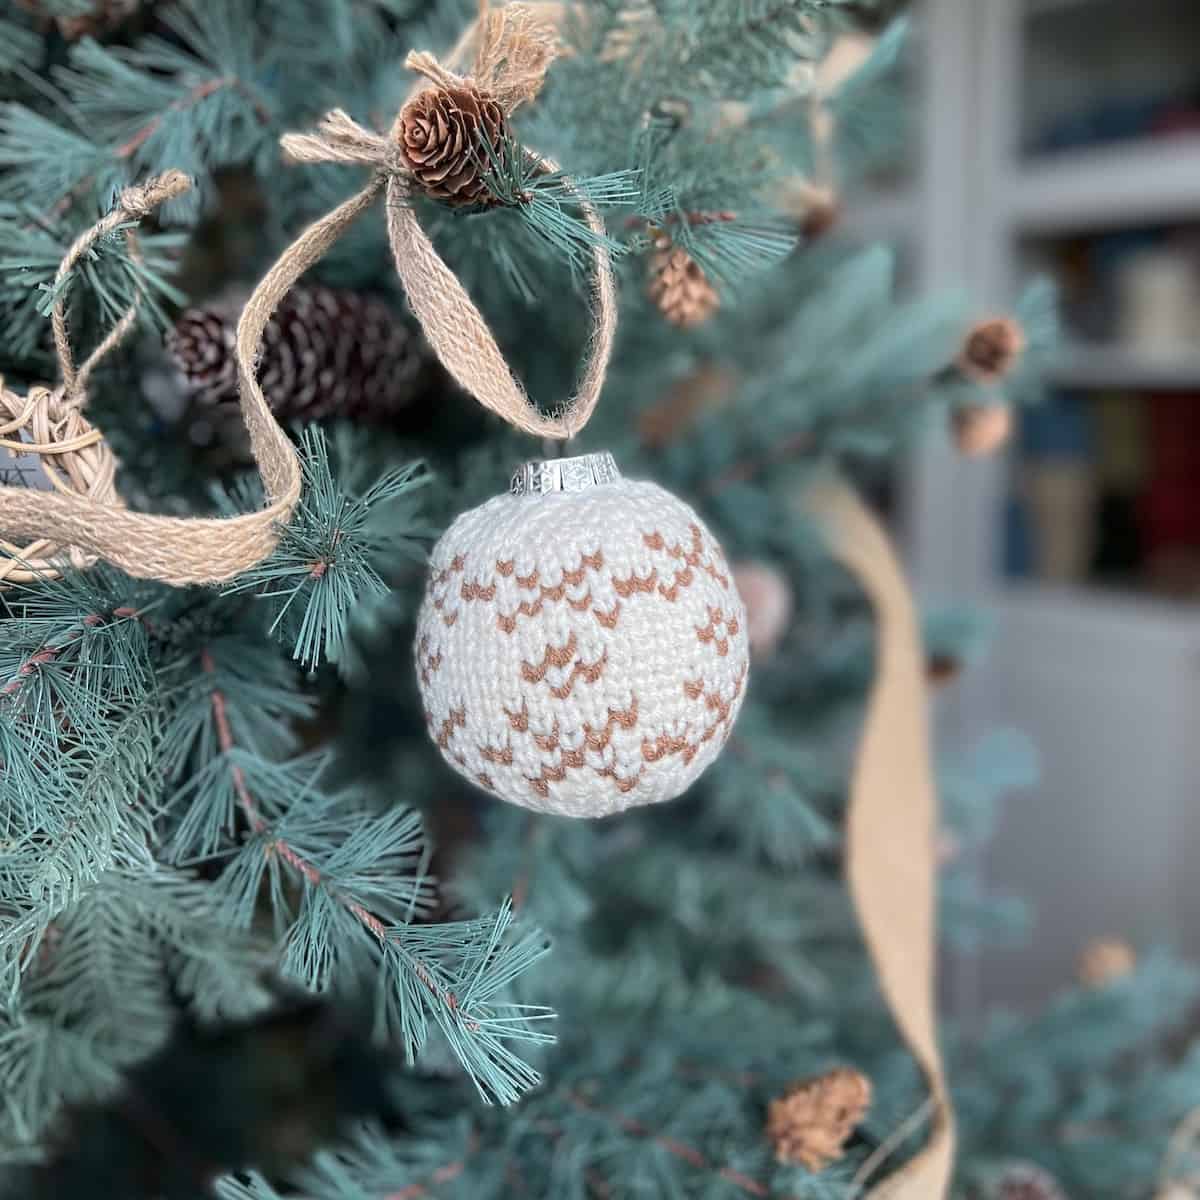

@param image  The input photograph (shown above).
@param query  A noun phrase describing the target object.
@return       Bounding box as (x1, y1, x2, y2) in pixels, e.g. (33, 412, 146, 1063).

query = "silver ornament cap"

(415, 452, 750, 818)
(509, 451, 619, 497)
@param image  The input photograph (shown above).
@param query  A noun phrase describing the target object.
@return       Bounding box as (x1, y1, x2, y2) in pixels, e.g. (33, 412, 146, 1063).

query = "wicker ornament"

(648, 239, 720, 328)
(993, 1163, 1068, 1200)
(0, 385, 116, 586)
(397, 82, 509, 208)
(953, 404, 1013, 458)
(1076, 937, 1136, 986)
(0, 173, 195, 588)
(167, 286, 432, 425)
(766, 1067, 872, 1171)
(732, 562, 793, 660)
(414, 454, 749, 818)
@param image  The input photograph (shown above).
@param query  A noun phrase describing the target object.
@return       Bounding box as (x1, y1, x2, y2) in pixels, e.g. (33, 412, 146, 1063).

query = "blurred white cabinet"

(894, 0, 1200, 1008)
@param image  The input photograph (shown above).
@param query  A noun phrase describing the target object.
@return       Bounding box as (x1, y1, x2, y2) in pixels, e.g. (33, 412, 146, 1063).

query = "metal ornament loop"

(509, 451, 620, 498)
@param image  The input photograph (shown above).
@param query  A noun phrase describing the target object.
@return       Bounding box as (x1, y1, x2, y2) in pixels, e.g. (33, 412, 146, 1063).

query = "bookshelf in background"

(905, 0, 1200, 1012)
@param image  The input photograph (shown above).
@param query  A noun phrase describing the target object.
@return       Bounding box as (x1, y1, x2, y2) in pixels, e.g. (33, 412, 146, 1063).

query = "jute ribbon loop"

(278, 5, 617, 440)
(810, 479, 955, 1199)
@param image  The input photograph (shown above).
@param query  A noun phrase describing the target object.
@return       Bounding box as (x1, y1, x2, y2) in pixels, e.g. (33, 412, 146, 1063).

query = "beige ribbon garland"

(810, 479, 955, 1199)
(0, 2, 613, 586)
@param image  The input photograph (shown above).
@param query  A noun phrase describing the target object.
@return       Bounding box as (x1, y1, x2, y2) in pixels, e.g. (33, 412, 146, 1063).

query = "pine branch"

(185, 653, 552, 1105)
(222, 427, 431, 671)
(0, 605, 142, 702)
(113, 74, 267, 162)
(0, 19, 43, 77)
(0, 205, 186, 361)
(567, 1089, 772, 1197)
(479, 132, 639, 274)
(1, 577, 164, 990)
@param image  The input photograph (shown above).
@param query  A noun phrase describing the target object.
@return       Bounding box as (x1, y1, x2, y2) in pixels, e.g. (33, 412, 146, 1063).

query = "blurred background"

(855, 0, 1200, 1013)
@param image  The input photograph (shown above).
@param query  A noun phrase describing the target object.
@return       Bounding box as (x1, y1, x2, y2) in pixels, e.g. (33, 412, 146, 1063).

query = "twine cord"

(50, 170, 192, 404)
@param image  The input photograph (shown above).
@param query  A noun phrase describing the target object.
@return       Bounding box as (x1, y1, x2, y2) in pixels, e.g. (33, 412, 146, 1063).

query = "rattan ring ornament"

(0, 383, 115, 585)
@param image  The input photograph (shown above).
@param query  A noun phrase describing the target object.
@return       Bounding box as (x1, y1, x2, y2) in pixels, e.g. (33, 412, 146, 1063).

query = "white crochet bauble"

(415, 455, 749, 818)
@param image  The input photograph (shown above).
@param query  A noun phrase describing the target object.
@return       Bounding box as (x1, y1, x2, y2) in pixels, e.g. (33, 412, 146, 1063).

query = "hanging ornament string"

(278, 1, 616, 440)
(809, 479, 956, 1200)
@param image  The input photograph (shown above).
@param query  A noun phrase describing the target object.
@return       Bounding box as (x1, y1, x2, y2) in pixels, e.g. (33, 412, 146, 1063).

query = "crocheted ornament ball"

(415, 461, 749, 818)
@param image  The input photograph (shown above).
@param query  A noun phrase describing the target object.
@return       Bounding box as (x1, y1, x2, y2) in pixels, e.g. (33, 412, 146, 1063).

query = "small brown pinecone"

(927, 652, 963, 688)
(766, 1067, 872, 1171)
(733, 562, 793, 661)
(647, 240, 720, 328)
(397, 84, 509, 208)
(993, 1163, 1069, 1200)
(958, 316, 1026, 384)
(166, 286, 431, 427)
(801, 191, 842, 241)
(1077, 937, 1136, 987)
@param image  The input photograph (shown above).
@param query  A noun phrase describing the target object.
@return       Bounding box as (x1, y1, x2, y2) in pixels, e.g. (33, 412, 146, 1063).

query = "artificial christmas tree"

(0, 2, 1196, 1199)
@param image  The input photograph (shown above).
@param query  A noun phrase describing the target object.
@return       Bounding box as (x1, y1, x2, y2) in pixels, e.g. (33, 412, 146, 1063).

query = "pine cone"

(647, 239, 720, 328)
(398, 84, 508, 208)
(801, 189, 842, 241)
(167, 286, 431, 427)
(1077, 938, 1136, 987)
(732, 561, 793, 660)
(958, 316, 1026, 384)
(927, 652, 963, 688)
(766, 1067, 872, 1171)
(993, 1163, 1069, 1200)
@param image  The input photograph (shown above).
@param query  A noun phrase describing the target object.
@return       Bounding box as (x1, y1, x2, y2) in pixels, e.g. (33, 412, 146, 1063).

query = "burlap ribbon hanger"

(0, 1, 612, 587)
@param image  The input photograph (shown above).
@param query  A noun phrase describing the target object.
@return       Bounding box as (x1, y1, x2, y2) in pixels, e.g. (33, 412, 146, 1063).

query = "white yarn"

(414, 478, 750, 817)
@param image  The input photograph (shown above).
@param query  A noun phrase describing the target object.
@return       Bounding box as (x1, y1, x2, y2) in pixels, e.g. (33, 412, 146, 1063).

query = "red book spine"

(1139, 393, 1200, 550)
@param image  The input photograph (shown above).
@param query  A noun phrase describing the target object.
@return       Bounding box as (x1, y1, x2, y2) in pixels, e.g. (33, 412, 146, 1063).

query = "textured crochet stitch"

(415, 479, 750, 818)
